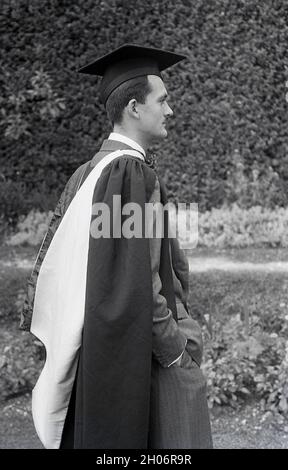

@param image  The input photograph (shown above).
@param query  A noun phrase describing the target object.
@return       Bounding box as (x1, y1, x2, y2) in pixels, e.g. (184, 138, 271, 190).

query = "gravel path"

(1, 395, 288, 449)
(189, 257, 288, 272)
(2, 256, 288, 274)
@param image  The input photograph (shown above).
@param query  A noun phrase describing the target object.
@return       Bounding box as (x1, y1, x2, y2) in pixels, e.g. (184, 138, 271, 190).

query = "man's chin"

(160, 127, 168, 138)
(149, 129, 168, 144)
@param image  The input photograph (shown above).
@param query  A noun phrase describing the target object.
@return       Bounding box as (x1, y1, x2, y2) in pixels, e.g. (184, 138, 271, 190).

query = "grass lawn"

(1, 244, 288, 448)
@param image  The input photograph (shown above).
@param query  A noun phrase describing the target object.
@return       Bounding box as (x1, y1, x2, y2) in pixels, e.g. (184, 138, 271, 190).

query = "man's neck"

(112, 126, 149, 153)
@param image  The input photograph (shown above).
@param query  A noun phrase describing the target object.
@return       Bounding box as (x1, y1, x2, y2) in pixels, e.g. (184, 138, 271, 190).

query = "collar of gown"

(108, 132, 146, 157)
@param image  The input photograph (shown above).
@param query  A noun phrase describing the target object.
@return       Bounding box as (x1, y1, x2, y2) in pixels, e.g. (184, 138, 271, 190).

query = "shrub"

(0, 214, 9, 244)
(174, 204, 288, 249)
(198, 205, 288, 248)
(0, 180, 29, 224)
(0, 268, 30, 325)
(0, 329, 44, 401)
(8, 204, 288, 249)
(6, 209, 52, 246)
(201, 304, 288, 418)
(225, 152, 285, 209)
(1, 0, 288, 220)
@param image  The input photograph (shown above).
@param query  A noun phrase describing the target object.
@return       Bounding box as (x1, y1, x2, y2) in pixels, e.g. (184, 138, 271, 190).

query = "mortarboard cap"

(78, 44, 186, 104)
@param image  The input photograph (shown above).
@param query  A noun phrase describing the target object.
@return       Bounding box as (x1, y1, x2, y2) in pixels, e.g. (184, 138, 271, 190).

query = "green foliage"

(190, 270, 288, 417)
(8, 203, 288, 249)
(0, 261, 43, 401)
(1, 69, 66, 140)
(202, 313, 288, 415)
(0, 268, 29, 324)
(1, 0, 288, 221)
(198, 204, 288, 248)
(0, 330, 43, 400)
(225, 151, 286, 209)
(0, 215, 9, 243)
(6, 210, 53, 246)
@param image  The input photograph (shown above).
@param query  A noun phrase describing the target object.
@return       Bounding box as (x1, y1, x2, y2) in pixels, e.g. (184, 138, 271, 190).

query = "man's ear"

(126, 99, 140, 120)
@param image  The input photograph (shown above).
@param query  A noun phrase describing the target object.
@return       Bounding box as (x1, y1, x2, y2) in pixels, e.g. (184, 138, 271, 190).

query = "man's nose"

(165, 103, 173, 117)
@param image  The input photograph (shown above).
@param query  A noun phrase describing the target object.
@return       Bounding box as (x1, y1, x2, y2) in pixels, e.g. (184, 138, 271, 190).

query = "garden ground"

(1, 245, 288, 449)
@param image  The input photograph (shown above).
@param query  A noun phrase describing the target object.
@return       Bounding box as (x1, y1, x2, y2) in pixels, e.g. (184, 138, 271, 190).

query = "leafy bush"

(190, 270, 288, 418)
(198, 204, 288, 248)
(8, 204, 288, 248)
(1, 0, 288, 220)
(189, 271, 288, 419)
(225, 152, 285, 209)
(0, 330, 43, 401)
(0, 267, 30, 324)
(202, 311, 288, 418)
(174, 204, 288, 249)
(6, 210, 52, 246)
(0, 263, 44, 401)
(0, 180, 29, 224)
(0, 214, 9, 244)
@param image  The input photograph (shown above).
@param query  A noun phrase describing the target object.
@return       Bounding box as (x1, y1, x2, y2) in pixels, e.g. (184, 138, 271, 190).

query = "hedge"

(1, 0, 288, 221)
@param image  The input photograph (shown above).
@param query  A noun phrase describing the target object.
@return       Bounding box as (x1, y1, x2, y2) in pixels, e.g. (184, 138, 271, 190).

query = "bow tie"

(145, 151, 157, 171)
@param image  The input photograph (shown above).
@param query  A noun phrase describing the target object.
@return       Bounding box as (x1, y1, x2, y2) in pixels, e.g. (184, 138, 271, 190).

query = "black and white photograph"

(1, 0, 288, 451)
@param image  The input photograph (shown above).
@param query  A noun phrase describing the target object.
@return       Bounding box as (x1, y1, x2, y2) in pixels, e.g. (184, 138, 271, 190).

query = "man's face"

(137, 75, 173, 143)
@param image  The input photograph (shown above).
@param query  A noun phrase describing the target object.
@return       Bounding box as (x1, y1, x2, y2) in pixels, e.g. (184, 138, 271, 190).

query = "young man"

(21, 44, 212, 449)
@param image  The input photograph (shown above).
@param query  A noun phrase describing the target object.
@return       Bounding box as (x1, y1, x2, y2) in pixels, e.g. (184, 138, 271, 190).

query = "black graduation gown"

(60, 154, 178, 449)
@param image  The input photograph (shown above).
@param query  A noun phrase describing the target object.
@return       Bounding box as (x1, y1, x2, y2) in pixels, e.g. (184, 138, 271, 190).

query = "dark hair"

(105, 76, 151, 125)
